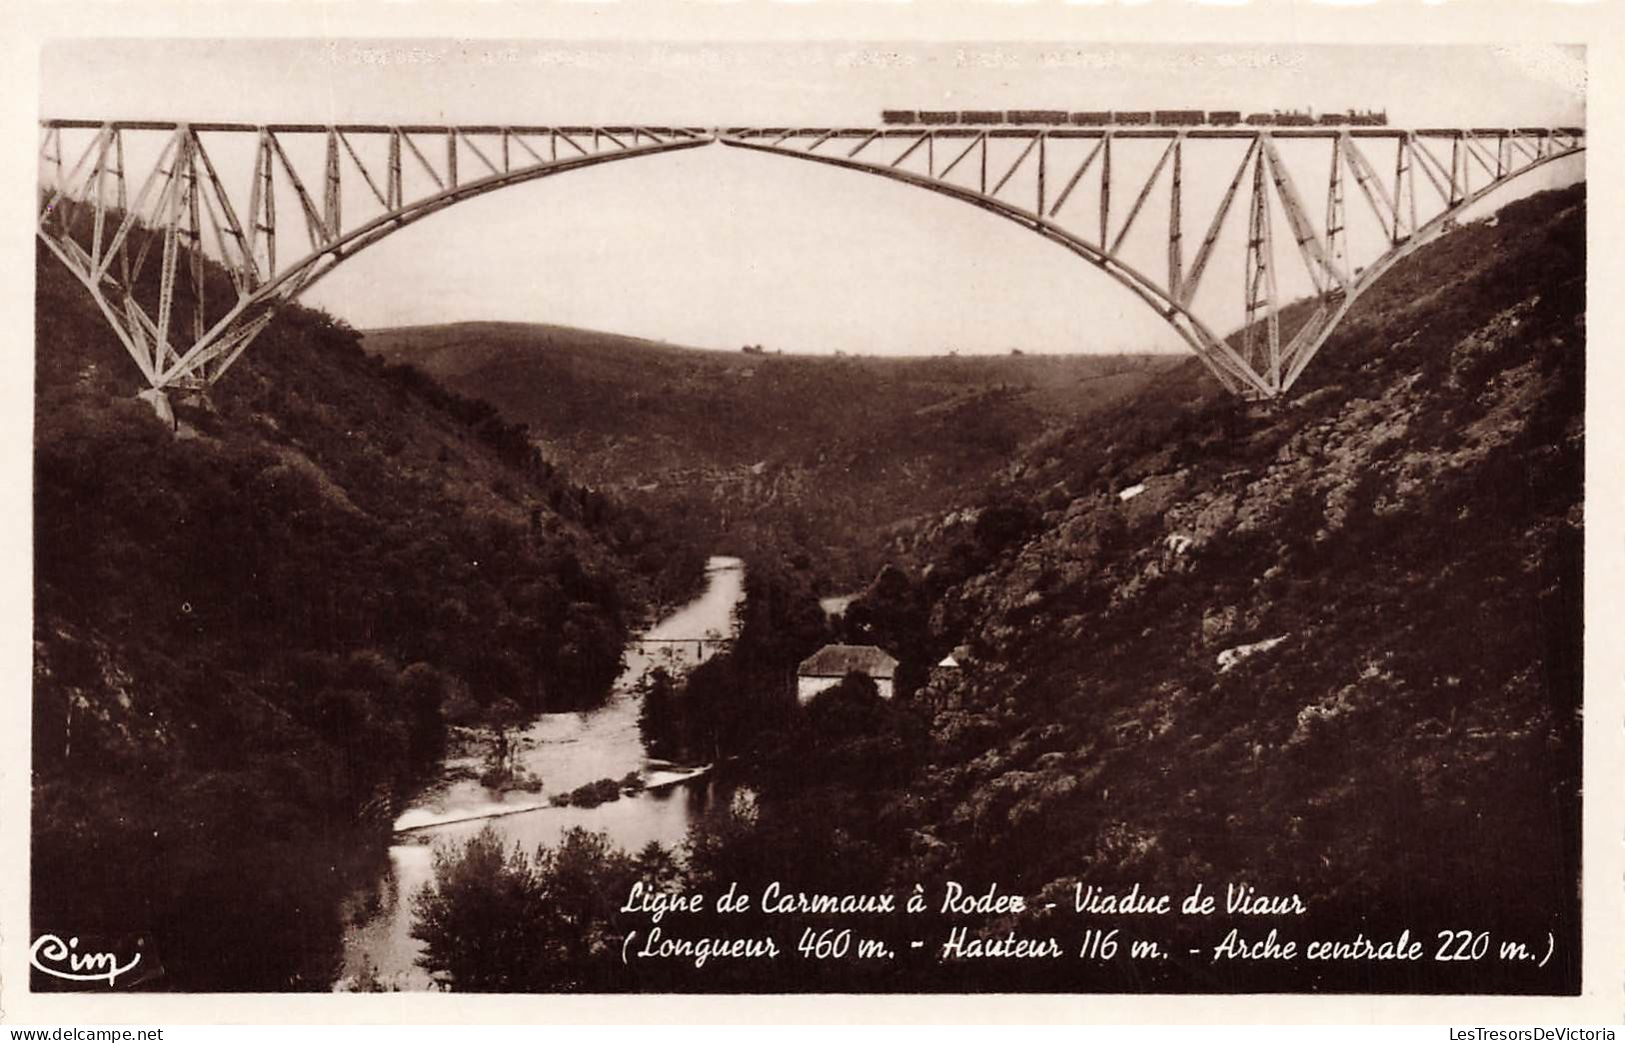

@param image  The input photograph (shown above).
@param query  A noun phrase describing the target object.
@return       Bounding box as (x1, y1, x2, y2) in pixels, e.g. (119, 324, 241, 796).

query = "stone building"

(795, 643, 899, 704)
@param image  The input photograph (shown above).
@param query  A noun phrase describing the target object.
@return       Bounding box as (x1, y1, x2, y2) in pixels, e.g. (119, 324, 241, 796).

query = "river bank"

(335, 555, 745, 990)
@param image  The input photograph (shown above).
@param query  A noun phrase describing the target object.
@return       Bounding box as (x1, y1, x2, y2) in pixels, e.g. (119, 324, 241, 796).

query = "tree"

(411, 826, 643, 991)
(410, 826, 548, 991)
(532, 828, 639, 985)
(634, 840, 684, 893)
(478, 697, 536, 789)
(636, 667, 683, 759)
(397, 662, 453, 771)
(804, 671, 885, 740)
(683, 790, 763, 893)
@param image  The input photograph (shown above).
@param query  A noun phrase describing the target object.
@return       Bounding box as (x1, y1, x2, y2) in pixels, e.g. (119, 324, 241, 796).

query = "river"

(336, 555, 746, 990)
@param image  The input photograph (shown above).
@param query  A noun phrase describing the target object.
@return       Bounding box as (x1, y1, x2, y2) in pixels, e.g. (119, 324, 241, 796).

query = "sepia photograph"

(12, 12, 1614, 1021)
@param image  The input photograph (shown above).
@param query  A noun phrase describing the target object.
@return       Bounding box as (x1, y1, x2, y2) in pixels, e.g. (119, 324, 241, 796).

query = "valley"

(365, 322, 1181, 586)
(31, 182, 1586, 994)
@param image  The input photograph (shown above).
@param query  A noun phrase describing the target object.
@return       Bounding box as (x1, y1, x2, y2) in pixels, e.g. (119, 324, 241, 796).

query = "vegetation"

(411, 825, 657, 991)
(548, 774, 645, 808)
(366, 322, 1178, 587)
(476, 698, 544, 791)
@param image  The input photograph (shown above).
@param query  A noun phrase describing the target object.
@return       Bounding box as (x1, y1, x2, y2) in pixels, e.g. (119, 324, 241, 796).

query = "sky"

(39, 40, 1586, 356)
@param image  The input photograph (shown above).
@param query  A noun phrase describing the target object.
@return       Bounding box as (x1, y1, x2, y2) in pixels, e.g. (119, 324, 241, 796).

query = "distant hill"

(365, 321, 1182, 586)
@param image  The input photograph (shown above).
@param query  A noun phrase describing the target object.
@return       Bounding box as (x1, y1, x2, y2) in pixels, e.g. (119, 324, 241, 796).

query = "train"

(879, 108, 1389, 127)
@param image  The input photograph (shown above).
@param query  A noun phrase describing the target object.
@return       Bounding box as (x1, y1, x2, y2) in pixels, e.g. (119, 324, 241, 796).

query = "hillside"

(827, 183, 1585, 991)
(365, 322, 1181, 586)
(31, 244, 704, 990)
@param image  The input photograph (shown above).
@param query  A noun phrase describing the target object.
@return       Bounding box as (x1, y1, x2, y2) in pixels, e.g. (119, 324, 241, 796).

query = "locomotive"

(880, 108, 1389, 127)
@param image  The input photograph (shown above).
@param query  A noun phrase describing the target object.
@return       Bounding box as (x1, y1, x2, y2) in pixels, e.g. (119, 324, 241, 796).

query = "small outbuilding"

(931, 644, 972, 679)
(795, 643, 900, 704)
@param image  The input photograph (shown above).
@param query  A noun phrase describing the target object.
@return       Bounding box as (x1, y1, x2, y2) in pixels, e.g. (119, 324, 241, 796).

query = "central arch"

(212, 132, 1260, 397)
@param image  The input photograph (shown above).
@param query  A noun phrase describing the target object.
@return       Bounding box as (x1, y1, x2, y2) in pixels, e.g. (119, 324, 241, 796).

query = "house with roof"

(795, 643, 900, 705)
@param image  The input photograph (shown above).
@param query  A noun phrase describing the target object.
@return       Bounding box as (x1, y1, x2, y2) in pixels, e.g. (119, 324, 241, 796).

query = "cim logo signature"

(30, 933, 143, 987)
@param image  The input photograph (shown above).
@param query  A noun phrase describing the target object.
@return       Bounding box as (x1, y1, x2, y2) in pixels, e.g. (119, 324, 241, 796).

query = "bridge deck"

(39, 119, 1582, 140)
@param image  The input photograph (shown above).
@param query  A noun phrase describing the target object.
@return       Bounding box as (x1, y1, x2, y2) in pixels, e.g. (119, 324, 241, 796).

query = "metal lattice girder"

(1243, 144, 1281, 385)
(38, 122, 715, 390)
(716, 124, 1583, 397)
(38, 120, 1583, 400)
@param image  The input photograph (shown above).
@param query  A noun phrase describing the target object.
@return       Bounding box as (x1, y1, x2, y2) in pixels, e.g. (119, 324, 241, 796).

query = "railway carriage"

(878, 106, 1390, 128)
(1007, 109, 1071, 125)
(1155, 109, 1206, 126)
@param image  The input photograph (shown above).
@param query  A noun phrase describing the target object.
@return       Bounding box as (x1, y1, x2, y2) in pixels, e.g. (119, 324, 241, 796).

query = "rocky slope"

(855, 184, 1584, 992)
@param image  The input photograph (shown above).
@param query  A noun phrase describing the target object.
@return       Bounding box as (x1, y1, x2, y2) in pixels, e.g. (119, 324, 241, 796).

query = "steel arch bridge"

(37, 118, 1584, 400)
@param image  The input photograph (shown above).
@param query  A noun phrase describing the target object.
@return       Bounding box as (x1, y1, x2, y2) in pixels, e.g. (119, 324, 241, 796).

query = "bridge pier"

(136, 387, 216, 435)
(136, 388, 176, 431)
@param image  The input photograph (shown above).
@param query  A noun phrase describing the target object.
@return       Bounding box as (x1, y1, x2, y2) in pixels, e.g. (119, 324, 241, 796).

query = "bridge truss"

(37, 119, 1583, 399)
